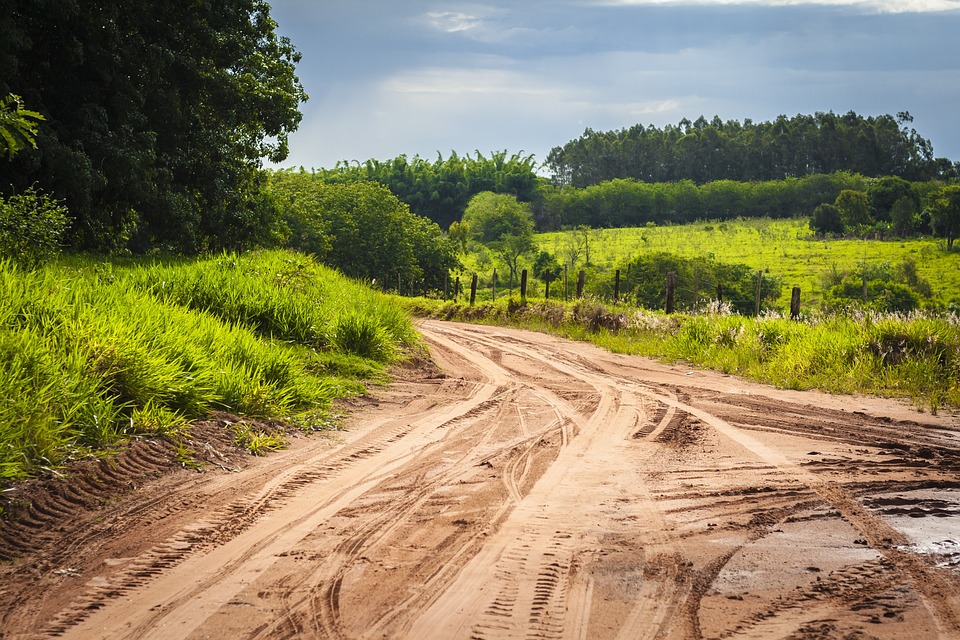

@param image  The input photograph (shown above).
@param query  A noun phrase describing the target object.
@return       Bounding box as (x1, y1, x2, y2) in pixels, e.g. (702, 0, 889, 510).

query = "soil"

(1, 319, 959, 639)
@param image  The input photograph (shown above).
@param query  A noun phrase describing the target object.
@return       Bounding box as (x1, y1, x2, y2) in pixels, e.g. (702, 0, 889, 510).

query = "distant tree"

(532, 250, 562, 287)
(890, 196, 919, 237)
(461, 192, 536, 289)
(835, 190, 873, 230)
(868, 176, 918, 222)
(928, 184, 960, 250)
(809, 203, 844, 236)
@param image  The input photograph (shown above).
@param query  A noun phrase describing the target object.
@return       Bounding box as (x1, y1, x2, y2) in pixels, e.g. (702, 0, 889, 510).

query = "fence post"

(492, 268, 497, 302)
(790, 286, 801, 320)
(577, 270, 585, 299)
(455, 276, 460, 300)
(545, 274, 551, 300)
(520, 269, 528, 301)
(614, 269, 620, 303)
(564, 265, 569, 302)
(444, 275, 449, 301)
(755, 270, 763, 316)
(470, 273, 478, 306)
(666, 271, 676, 314)
(717, 283, 723, 305)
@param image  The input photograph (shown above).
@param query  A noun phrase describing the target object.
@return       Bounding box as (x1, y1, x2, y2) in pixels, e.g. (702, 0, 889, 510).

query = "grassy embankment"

(537, 218, 960, 309)
(0, 250, 417, 483)
(403, 296, 960, 415)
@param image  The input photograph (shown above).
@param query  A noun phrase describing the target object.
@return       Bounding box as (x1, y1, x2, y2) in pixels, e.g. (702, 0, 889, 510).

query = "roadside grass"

(402, 296, 960, 415)
(0, 250, 417, 483)
(534, 218, 960, 309)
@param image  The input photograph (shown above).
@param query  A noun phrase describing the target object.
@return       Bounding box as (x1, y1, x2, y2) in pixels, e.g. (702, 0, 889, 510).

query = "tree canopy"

(0, 0, 307, 252)
(309, 151, 541, 230)
(546, 112, 955, 188)
(267, 171, 458, 292)
(461, 192, 536, 287)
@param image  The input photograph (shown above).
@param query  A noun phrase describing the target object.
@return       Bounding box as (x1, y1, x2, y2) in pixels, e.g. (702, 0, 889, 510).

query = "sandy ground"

(1, 319, 959, 639)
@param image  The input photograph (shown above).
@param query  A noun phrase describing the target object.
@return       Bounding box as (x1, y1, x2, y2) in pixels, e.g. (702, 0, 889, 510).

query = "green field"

(536, 218, 960, 309)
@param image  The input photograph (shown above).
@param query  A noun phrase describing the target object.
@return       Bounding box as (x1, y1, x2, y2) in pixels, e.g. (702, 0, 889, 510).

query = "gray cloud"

(268, 0, 960, 170)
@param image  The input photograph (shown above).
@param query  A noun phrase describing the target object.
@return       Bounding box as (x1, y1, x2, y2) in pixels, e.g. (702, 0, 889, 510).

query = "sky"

(266, 0, 960, 174)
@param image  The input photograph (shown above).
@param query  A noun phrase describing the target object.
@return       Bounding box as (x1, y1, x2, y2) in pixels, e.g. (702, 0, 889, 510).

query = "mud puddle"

(865, 487, 960, 570)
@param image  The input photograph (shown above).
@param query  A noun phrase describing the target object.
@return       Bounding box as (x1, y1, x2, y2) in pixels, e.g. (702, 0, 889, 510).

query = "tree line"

(545, 113, 958, 188)
(0, 0, 306, 253)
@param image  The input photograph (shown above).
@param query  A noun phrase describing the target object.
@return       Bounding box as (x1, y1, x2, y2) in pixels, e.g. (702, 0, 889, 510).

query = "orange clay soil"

(1, 320, 959, 639)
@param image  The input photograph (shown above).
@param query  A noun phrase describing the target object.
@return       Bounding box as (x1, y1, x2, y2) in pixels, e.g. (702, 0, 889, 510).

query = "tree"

(0, 1, 307, 252)
(928, 184, 960, 250)
(835, 190, 873, 230)
(890, 196, 919, 237)
(267, 172, 458, 291)
(461, 192, 536, 289)
(868, 176, 918, 222)
(809, 203, 844, 236)
(0, 94, 44, 160)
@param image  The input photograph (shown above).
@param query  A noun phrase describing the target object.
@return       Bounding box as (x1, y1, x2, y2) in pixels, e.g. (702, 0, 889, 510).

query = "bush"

(0, 187, 69, 268)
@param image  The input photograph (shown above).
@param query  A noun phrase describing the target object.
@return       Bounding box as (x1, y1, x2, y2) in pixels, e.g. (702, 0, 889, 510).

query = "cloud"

(590, 0, 960, 13)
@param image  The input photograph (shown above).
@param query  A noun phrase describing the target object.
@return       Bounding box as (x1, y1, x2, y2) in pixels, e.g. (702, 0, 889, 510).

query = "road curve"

(2, 320, 959, 639)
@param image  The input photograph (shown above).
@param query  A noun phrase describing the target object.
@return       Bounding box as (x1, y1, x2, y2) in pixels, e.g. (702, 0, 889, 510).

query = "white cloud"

(426, 11, 484, 33)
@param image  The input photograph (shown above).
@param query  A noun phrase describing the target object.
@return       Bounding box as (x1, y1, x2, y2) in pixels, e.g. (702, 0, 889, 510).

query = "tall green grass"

(0, 251, 417, 482)
(403, 296, 960, 414)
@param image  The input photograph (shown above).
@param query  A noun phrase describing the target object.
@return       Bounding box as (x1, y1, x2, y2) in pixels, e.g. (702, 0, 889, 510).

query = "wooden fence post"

(470, 273, 478, 306)
(790, 286, 801, 320)
(614, 269, 620, 303)
(520, 269, 528, 301)
(545, 274, 551, 300)
(717, 283, 723, 305)
(755, 270, 763, 316)
(492, 268, 497, 302)
(564, 265, 568, 302)
(455, 276, 460, 300)
(577, 270, 585, 299)
(666, 271, 676, 314)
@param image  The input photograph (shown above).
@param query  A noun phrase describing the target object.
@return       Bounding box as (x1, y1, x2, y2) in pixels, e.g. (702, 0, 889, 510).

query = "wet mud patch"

(863, 486, 960, 571)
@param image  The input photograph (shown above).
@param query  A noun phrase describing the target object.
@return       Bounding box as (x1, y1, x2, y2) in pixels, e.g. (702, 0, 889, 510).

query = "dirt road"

(2, 320, 959, 639)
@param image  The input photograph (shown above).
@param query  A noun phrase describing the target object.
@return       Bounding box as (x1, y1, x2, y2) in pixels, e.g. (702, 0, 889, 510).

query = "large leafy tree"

(461, 191, 536, 288)
(0, 0, 306, 252)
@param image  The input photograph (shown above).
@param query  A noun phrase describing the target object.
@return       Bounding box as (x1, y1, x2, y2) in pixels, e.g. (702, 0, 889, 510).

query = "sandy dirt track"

(1, 320, 960, 639)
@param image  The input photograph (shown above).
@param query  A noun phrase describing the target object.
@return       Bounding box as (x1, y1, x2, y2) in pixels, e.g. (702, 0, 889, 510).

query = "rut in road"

(1, 320, 958, 640)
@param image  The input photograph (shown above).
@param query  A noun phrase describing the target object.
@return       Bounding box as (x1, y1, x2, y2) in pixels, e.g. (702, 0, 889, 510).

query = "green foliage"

(333, 312, 396, 362)
(462, 192, 536, 286)
(546, 111, 944, 187)
(267, 172, 459, 292)
(809, 203, 844, 236)
(890, 196, 919, 237)
(532, 250, 562, 284)
(835, 189, 874, 230)
(928, 184, 960, 250)
(0, 186, 69, 268)
(538, 172, 866, 230)
(0, 1, 306, 253)
(309, 151, 541, 229)
(0, 94, 44, 160)
(621, 252, 781, 314)
(0, 250, 415, 481)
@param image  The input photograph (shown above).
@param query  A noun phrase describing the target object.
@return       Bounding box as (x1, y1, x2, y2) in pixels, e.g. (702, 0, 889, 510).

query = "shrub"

(0, 187, 69, 268)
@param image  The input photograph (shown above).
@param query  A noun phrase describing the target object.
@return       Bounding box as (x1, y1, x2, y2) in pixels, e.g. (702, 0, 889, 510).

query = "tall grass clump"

(0, 251, 416, 482)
